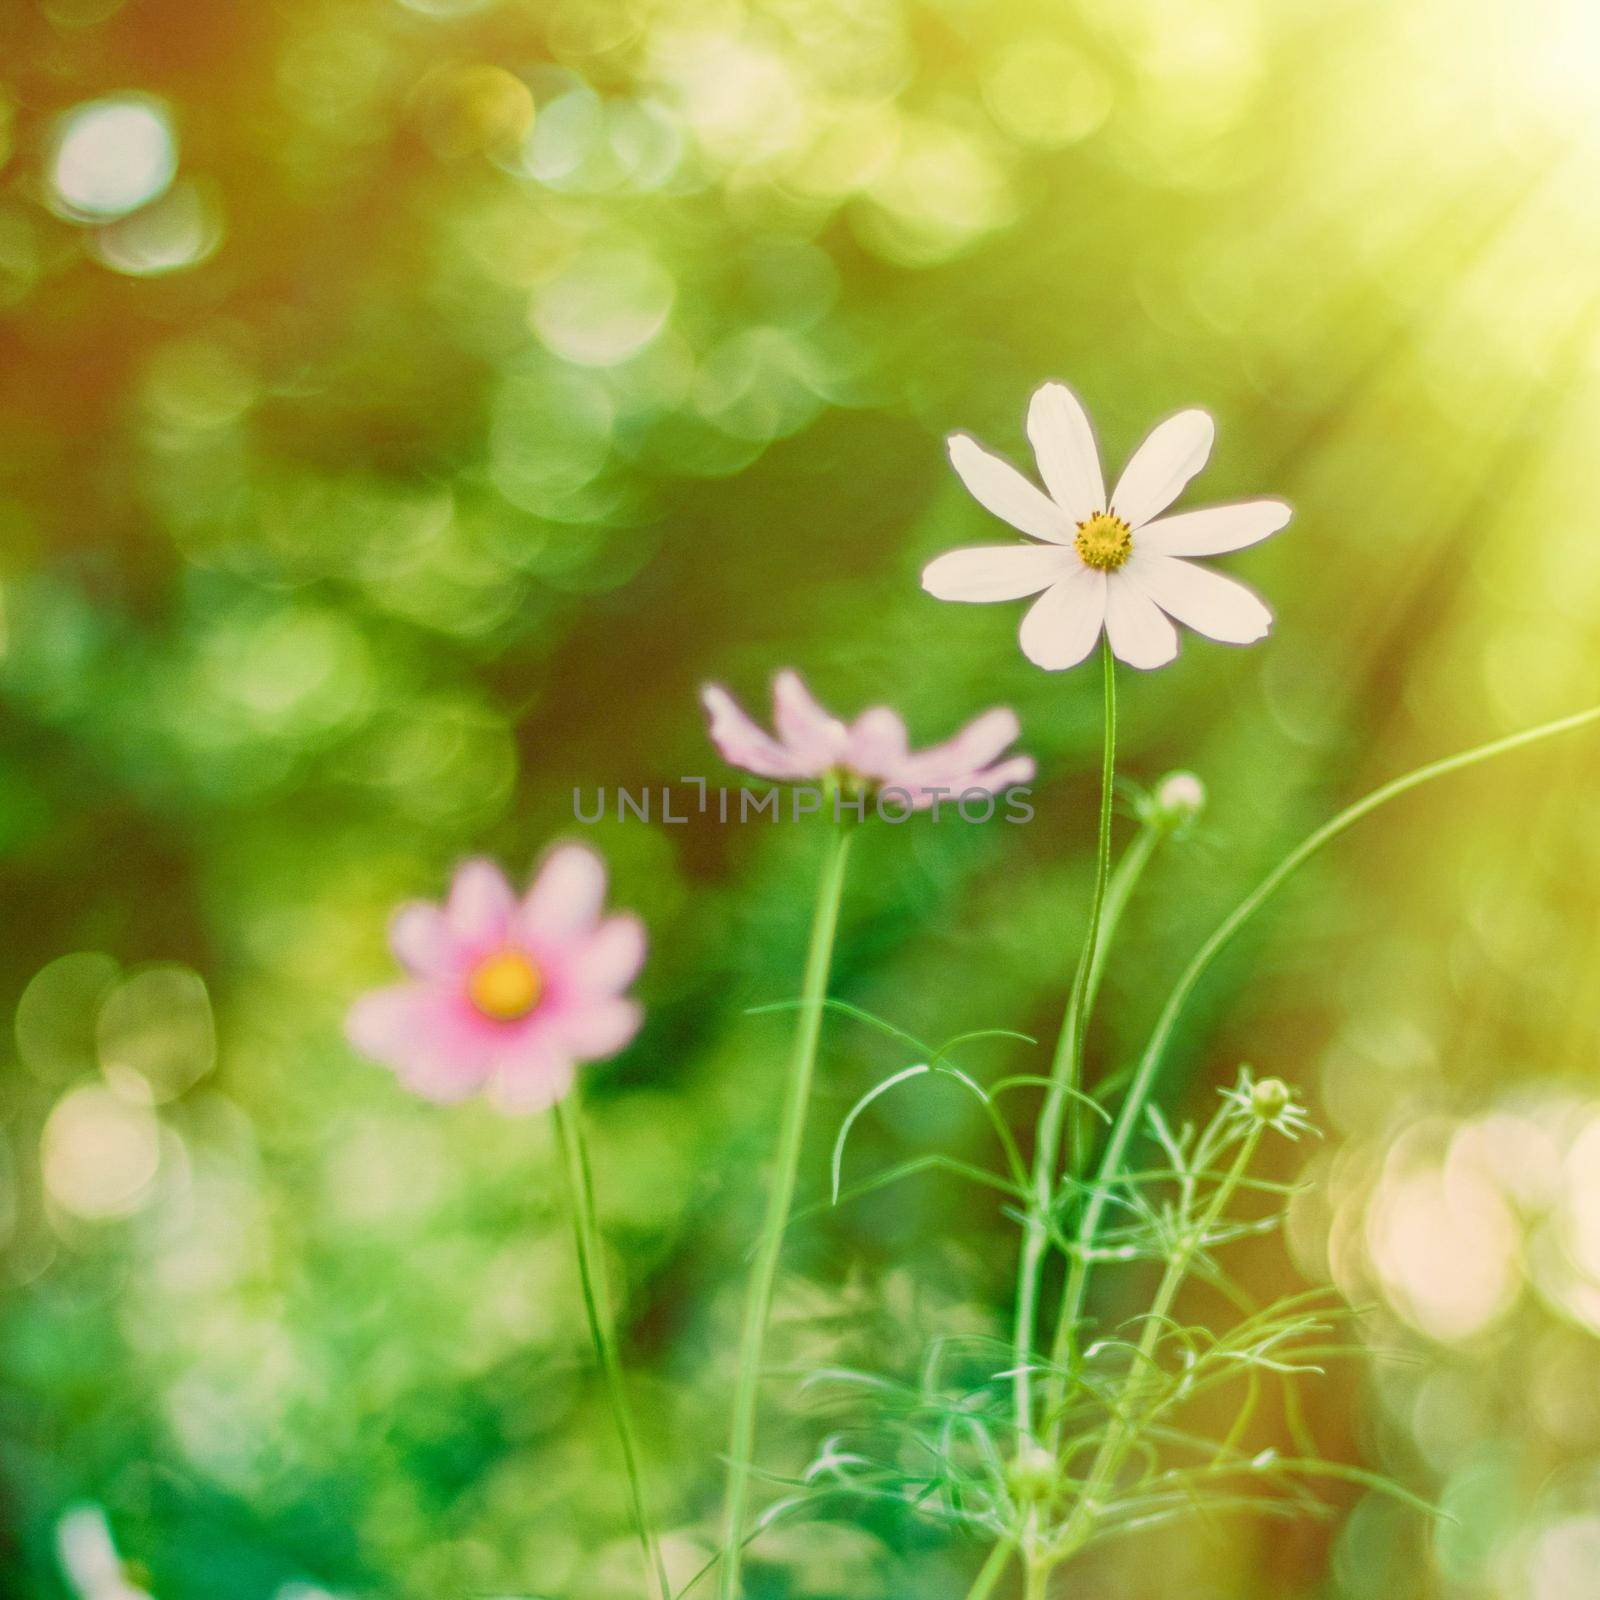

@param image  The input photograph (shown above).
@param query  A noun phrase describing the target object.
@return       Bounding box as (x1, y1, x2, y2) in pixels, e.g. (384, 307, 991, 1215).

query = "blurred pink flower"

(702, 670, 1034, 808)
(347, 848, 644, 1111)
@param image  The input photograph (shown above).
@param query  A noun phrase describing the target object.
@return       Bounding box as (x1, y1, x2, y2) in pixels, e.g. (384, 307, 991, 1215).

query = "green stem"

(961, 1538, 1017, 1600)
(1011, 638, 1117, 1438)
(553, 1094, 671, 1600)
(1072, 824, 1159, 1170)
(1048, 701, 1600, 1380)
(717, 822, 854, 1599)
(1052, 1125, 1261, 1562)
(1022, 1555, 1051, 1600)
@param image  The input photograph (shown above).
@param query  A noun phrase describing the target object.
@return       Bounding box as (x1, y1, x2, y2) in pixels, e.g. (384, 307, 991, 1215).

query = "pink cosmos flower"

(347, 847, 644, 1112)
(701, 670, 1035, 807)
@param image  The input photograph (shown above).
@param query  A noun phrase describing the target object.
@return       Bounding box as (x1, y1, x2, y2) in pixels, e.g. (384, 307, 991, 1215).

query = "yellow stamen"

(1074, 512, 1133, 572)
(468, 949, 543, 1021)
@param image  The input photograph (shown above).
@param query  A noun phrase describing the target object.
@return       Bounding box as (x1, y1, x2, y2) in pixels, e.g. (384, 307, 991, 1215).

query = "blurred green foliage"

(6, 0, 1600, 1596)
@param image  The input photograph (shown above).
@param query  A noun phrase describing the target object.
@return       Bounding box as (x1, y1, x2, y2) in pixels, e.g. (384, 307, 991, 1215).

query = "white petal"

(1111, 408, 1215, 528)
(1128, 553, 1272, 645)
(1137, 499, 1291, 557)
(1026, 382, 1105, 522)
(1018, 568, 1107, 671)
(922, 543, 1073, 602)
(1104, 574, 1179, 669)
(947, 434, 1072, 543)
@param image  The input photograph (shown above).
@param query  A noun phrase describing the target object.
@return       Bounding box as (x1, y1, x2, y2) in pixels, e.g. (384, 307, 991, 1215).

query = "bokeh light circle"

(48, 95, 177, 220)
(42, 1084, 160, 1220)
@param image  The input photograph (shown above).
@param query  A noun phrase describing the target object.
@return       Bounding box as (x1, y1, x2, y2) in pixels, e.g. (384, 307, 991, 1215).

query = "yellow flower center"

(467, 949, 543, 1021)
(1074, 512, 1133, 572)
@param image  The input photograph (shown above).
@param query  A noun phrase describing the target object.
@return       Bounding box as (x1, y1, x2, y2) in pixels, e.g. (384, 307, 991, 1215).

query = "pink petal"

(348, 983, 434, 1062)
(400, 1057, 494, 1104)
(844, 707, 909, 778)
(557, 997, 643, 1061)
(520, 844, 609, 942)
(881, 708, 1033, 805)
(907, 749, 1036, 799)
(772, 671, 847, 770)
(961, 754, 1037, 795)
(346, 984, 498, 1101)
(703, 684, 808, 780)
(567, 914, 647, 994)
(488, 1051, 576, 1114)
(446, 859, 516, 949)
(389, 901, 465, 979)
(900, 707, 1021, 783)
(903, 754, 1036, 809)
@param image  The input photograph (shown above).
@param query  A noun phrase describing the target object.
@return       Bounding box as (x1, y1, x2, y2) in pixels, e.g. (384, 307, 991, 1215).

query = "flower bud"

(1148, 770, 1206, 832)
(1005, 1442, 1058, 1506)
(1250, 1077, 1294, 1122)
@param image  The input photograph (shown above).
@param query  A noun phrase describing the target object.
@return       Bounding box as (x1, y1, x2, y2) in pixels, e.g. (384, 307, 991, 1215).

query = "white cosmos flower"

(923, 381, 1291, 671)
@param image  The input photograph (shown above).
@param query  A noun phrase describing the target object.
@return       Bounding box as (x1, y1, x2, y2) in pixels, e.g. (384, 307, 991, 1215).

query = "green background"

(5, 0, 1600, 1595)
